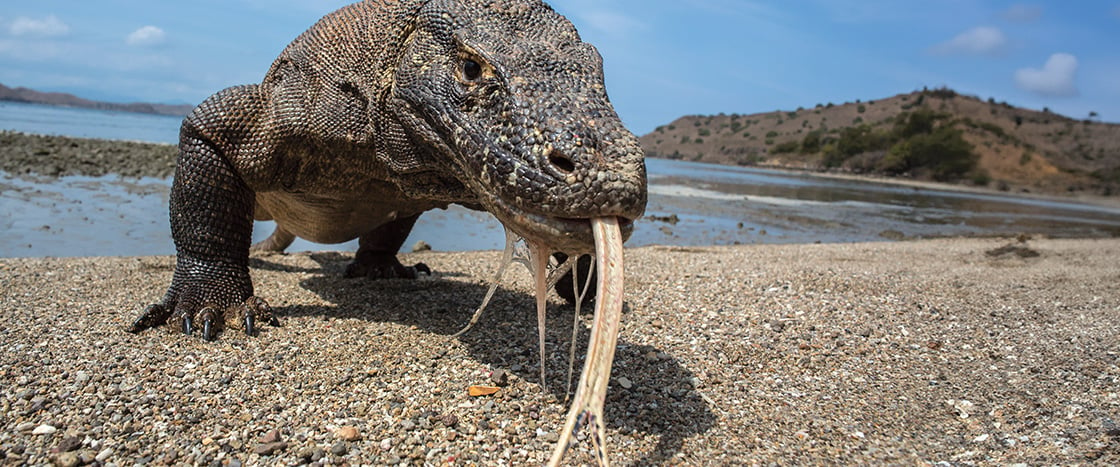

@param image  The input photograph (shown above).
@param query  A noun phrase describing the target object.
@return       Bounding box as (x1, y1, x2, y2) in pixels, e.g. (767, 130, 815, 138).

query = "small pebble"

(335, 426, 360, 441)
(32, 424, 58, 435)
(252, 442, 287, 456)
(330, 441, 348, 456)
(617, 376, 634, 390)
(442, 414, 459, 428)
(53, 452, 79, 467)
(490, 369, 509, 386)
(259, 429, 282, 444)
(54, 436, 82, 453)
(380, 438, 393, 451)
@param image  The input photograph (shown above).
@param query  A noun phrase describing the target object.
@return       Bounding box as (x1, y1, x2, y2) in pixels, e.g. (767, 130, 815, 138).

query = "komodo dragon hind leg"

(345, 213, 432, 279)
(251, 224, 295, 253)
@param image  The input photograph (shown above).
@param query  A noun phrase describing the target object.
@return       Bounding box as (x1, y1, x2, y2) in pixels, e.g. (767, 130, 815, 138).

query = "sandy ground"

(2, 237, 1119, 465)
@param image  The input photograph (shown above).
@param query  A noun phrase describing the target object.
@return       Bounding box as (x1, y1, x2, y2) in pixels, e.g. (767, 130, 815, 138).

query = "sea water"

(2, 102, 1119, 257)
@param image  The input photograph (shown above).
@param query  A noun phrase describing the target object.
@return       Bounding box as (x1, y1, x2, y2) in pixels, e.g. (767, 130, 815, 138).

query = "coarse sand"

(2, 237, 1119, 465)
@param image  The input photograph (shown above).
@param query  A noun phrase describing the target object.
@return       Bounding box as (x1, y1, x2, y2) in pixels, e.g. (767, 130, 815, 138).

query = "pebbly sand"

(2, 237, 1119, 465)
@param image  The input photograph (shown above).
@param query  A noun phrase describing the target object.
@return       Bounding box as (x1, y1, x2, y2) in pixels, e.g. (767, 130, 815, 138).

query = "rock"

(441, 414, 459, 428)
(401, 419, 417, 431)
(617, 376, 634, 390)
(95, 448, 113, 462)
(412, 240, 432, 252)
(33, 424, 58, 435)
(335, 426, 360, 441)
(768, 319, 786, 333)
(54, 436, 82, 453)
(296, 447, 316, 461)
(380, 438, 393, 451)
(259, 429, 282, 444)
(252, 442, 287, 456)
(330, 441, 348, 456)
(52, 452, 79, 467)
(490, 369, 509, 386)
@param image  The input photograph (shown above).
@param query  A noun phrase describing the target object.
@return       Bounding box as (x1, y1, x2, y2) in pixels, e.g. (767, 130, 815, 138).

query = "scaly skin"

(129, 0, 647, 340)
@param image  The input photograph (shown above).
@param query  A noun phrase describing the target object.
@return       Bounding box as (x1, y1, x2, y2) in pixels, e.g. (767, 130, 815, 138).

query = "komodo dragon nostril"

(547, 149, 576, 174)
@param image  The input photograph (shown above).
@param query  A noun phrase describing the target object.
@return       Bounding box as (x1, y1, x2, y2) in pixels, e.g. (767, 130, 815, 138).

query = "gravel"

(1, 239, 1119, 464)
(0, 131, 176, 179)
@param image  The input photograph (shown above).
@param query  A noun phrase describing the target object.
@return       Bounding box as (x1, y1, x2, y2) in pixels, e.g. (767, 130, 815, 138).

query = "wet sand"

(2, 238, 1119, 465)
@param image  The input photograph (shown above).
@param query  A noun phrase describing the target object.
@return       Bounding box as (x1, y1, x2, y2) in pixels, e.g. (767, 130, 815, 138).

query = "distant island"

(0, 83, 194, 117)
(640, 87, 1120, 197)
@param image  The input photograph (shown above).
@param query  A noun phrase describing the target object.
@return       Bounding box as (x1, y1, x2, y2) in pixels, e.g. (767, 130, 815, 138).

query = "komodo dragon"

(128, 0, 647, 341)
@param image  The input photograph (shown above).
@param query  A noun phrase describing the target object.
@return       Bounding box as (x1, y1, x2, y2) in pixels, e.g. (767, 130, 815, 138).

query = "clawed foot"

(129, 296, 279, 341)
(345, 251, 431, 279)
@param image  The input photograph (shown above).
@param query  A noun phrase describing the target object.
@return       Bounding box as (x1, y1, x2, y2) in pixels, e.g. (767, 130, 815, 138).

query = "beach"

(2, 237, 1119, 465)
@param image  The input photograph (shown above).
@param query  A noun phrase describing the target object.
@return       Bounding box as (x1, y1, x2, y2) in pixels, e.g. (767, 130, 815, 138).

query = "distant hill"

(0, 83, 194, 117)
(640, 88, 1120, 196)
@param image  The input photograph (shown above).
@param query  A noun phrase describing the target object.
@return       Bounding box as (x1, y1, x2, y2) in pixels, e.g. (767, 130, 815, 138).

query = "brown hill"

(0, 83, 194, 117)
(639, 88, 1120, 196)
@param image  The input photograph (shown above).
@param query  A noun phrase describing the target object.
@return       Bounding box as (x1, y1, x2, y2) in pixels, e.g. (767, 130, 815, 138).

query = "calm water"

(2, 102, 1119, 257)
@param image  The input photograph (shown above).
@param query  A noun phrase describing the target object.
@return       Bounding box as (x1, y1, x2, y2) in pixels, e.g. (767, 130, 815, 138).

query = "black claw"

(129, 304, 170, 333)
(414, 262, 431, 276)
(245, 313, 256, 337)
(202, 319, 214, 341)
(269, 315, 281, 327)
(182, 315, 193, 335)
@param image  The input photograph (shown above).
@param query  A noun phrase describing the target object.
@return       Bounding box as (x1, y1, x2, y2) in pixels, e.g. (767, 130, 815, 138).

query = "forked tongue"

(547, 216, 625, 467)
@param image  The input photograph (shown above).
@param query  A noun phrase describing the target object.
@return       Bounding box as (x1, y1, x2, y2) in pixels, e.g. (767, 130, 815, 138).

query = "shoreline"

(739, 160, 1120, 210)
(1, 238, 1118, 464)
(4, 129, 1117, 210)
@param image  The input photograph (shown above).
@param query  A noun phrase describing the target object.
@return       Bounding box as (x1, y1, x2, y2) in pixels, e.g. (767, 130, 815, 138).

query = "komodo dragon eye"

(461, 59, 482, 82)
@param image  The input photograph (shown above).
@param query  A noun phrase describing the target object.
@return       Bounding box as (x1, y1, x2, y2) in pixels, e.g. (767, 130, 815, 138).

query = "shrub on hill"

(816, 106, 979, 181)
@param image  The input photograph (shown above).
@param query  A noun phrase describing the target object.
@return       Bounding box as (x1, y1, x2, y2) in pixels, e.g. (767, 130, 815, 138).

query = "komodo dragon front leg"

(130, 112, 274, 341)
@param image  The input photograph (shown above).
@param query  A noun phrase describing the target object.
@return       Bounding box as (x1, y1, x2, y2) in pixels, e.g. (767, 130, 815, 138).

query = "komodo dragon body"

(129, 0, 647, 340)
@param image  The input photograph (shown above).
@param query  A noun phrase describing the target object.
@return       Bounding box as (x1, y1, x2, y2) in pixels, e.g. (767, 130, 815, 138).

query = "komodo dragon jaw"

(391, 0, 647, 251)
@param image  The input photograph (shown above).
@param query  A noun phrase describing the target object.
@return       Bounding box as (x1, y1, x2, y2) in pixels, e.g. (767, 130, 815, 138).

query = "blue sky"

(1, 1, 1118, 135)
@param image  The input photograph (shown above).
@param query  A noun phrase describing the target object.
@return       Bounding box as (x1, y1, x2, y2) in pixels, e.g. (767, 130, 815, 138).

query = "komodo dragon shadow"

(263, 252, 714, 464)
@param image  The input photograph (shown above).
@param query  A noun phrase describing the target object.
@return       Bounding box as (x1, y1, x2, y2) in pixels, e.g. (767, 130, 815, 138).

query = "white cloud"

(126, 25, 166, 47)
(8, 15, 69, 37)
(931, 26, 1007, 56)
(1001, 4, 1042, 22)
(1014, 53, 1078, 97)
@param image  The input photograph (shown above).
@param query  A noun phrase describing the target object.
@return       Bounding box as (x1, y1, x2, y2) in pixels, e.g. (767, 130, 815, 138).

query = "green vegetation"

(772, 140, 800, 154)
(816, 106, 980, 181)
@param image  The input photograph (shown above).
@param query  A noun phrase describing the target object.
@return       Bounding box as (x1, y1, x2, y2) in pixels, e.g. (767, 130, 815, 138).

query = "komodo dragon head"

(391, 0, 647, 252)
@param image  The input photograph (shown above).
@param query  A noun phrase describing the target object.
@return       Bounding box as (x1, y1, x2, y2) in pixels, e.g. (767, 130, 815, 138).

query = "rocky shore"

(0, 131, 176, 179)
(1, 238, 1119, 465)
